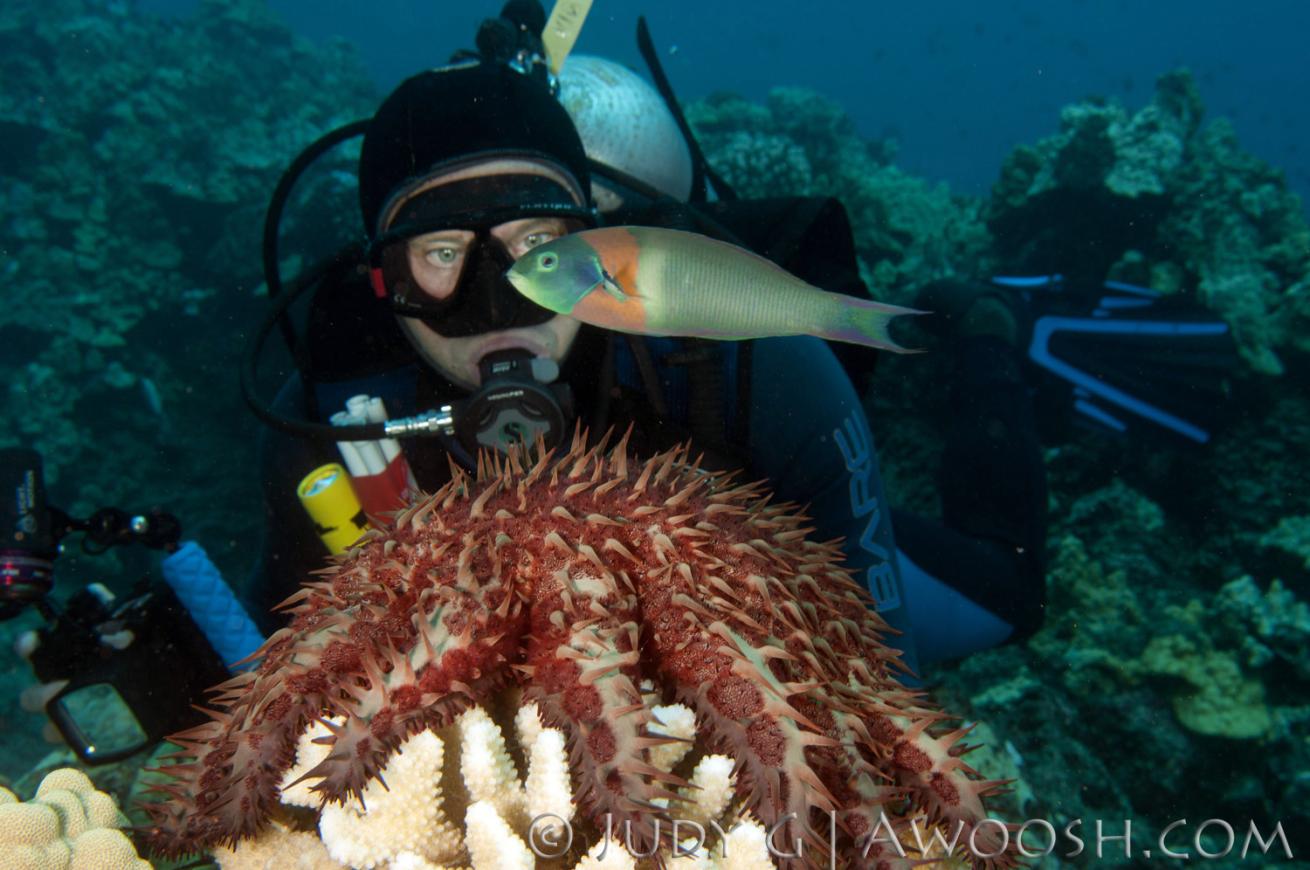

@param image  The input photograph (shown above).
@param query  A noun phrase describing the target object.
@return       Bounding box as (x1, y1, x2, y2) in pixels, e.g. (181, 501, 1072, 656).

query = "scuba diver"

(244, 1, 1236, 671)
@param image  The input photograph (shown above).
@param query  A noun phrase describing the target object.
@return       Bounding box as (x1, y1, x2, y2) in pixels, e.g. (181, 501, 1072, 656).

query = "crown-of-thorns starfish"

(142, 429, 1014, 868)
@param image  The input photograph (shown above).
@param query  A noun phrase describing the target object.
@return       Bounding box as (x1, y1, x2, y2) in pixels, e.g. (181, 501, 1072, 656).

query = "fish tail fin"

(826, 299, 927, 353)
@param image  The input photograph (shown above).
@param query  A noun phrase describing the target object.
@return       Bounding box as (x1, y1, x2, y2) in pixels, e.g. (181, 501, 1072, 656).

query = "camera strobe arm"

(64, 507, 182, 555)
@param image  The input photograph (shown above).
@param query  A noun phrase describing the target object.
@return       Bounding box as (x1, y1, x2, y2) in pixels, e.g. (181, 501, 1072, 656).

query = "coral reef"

(1215, 575, 1310, 679)
(687, 89, 990, 302)
(1260, 515, 1310, 573)
(0, 0, 373, 539)
(0, 767, 151, 869)
(986, 68, 1310, 373)
(916, 475, 1310, 862)
(924, 529, 1308, 863)
(143, 433, 1013, 867)
(858, 66, 1310, 862)
(0, 0, 379, 820)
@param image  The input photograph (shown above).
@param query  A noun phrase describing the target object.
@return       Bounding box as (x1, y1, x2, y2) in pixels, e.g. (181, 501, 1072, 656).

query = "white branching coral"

(711, 818, 774, 870)
(458, 705, 529, 831)
(464, 799, 535, 870)
(647, 704, 697, 774)
(213, 694, 778, 870)
(514, 703, 546, 757)
(209, 820, 342, 870)
(679, 756, 738, 828)
(279, 717, 335, 809)
(318, 730, 463, 868)
(573, 838, 638, 869)
(524, 727, 573, 836)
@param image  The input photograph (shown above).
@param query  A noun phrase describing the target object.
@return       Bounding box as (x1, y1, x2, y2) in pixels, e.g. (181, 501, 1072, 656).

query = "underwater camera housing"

(2, 447, 229, 764)
(26, 580, 230, 765)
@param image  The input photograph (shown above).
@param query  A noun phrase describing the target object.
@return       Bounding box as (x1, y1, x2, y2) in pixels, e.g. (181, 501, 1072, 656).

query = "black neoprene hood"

(358, 63, 593, 238)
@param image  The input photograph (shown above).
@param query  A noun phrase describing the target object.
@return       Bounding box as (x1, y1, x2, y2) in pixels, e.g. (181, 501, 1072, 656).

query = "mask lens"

(405, 232, 472, 301)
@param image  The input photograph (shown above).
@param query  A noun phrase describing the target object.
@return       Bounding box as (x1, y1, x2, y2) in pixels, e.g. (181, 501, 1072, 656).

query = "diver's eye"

(520, 230, 556, 251)
(537, 252, 559, 272)
(423, 245, 463, 267)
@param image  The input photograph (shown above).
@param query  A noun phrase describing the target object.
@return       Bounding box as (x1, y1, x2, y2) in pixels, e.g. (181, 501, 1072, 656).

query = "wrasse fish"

(506, 226, 921, 351)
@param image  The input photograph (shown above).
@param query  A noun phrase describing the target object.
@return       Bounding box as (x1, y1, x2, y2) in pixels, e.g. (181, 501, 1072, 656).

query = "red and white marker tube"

(330, 395, 417, 518)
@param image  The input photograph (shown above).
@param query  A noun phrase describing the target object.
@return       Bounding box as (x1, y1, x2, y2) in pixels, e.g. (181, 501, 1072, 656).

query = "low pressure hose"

(239, 253, 455, 443)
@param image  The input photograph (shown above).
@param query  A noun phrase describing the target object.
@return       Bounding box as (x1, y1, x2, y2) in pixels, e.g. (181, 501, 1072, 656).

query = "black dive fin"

(993, 276, 1239, 444)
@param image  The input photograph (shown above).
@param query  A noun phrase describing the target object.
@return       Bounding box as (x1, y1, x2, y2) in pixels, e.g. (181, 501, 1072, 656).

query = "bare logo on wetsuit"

(834, 413, 901, 611)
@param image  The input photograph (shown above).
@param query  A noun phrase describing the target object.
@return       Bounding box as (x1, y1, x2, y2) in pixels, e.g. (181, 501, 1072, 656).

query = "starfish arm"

(523, 561, 673, 850)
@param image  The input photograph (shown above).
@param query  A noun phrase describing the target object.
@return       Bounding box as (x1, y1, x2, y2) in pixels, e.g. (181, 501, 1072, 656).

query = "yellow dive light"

(297, 463, 369, 554)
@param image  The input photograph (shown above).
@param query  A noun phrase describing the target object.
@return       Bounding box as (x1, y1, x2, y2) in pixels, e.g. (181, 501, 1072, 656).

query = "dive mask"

(369, 172, 596, 338)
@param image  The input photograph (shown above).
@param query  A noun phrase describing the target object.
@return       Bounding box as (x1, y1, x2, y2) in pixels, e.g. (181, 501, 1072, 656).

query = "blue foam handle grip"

(161, 540, 266, 670)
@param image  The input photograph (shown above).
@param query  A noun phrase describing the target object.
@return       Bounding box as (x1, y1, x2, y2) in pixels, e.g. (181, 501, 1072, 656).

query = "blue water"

(140, 0, 1310, 208)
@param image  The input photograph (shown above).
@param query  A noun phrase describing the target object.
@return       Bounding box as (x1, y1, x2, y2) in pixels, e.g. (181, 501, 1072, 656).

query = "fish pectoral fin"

(600, 269, 629, 301)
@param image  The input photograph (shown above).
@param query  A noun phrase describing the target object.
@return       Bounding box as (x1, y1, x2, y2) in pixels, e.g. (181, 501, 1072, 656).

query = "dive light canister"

(297, 464, 370, 554)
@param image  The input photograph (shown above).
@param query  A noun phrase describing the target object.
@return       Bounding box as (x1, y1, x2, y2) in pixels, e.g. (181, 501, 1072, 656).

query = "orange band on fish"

(572, 228, 649, 333)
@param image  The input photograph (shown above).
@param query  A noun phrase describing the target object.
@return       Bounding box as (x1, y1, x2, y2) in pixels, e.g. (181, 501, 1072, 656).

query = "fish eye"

(537, 252, 558, 272)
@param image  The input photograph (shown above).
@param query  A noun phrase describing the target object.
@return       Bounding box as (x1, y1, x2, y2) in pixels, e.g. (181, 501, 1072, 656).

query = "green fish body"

(506, 226, 919, 351)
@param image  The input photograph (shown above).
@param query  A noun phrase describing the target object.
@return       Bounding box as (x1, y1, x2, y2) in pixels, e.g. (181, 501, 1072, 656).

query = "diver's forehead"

(493, 216, 567, 237)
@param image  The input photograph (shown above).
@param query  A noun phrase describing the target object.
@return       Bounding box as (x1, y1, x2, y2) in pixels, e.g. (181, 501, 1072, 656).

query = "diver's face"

(383, 159, 586, 390)
(398, 214, 582, 390)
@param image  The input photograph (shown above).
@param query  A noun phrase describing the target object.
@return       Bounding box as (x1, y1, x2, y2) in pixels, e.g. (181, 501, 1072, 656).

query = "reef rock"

(0, 0, 374, 479)
(687, 89, 989, 301)
(987, 68, 1310, 374)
